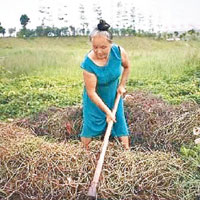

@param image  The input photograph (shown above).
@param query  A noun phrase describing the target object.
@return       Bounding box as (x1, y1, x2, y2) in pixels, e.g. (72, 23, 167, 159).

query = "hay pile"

(124, 91, 200, 150)
(16, 106, 82, 141)
(0, 123, 198, 200)
(1, 91, 200, 199)
(17, 91, 200, 151)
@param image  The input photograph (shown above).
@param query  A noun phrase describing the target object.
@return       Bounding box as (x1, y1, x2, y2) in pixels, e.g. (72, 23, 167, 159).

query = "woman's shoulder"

(82, 50, 93, 64)
(111, 43, 119, 50)
(80, 52, 95, 73)
(87, 50, 93, 60)
(111, 43, 121, 59)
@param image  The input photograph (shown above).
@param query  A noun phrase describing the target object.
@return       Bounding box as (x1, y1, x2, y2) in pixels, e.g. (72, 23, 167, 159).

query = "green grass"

(0, 36, 200, 120)
(0, 37, 87, 78)
(0, 37, 199, 199)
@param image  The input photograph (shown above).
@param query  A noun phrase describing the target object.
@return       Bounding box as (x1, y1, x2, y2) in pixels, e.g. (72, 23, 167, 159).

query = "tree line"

(0, 0, 199, 41)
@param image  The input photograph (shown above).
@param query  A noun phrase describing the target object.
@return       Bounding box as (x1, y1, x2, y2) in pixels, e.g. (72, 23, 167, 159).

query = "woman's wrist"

(105, 109, 112, 115)
(119, 83, 125, 88)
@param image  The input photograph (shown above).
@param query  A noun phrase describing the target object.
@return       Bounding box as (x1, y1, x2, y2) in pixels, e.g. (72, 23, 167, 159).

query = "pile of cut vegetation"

(0, 122, 198, 200)
(16, 106, 82, 141)
(17, 91, 200, 151)
(124, 91, 200, 151)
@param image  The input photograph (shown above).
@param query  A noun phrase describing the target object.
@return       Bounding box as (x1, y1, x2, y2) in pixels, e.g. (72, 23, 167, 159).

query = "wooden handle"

(88, 93, 121, 198)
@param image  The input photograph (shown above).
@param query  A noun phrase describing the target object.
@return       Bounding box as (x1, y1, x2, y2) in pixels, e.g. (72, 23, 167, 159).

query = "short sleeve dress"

(80, 44, 129, 138)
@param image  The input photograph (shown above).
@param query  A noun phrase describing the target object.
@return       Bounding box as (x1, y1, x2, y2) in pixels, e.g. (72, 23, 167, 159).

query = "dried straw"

(0, 123, 199, 200)
(16, 91, 200, 152)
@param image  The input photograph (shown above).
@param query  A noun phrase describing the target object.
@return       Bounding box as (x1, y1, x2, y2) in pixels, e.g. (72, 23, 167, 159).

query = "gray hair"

(89, 28, 113, 42)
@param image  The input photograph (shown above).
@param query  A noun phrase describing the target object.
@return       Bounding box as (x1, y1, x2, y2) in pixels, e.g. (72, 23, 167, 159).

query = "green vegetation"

(0, 36, 199, 199)
(0, 37, 200, 120)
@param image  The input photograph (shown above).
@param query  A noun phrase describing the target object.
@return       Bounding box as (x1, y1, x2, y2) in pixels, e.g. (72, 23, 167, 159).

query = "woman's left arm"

(117, 47, 131, 95)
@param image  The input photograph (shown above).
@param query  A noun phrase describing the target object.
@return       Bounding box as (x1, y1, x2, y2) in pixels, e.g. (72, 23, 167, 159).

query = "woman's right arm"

(83, 70, 116, 122)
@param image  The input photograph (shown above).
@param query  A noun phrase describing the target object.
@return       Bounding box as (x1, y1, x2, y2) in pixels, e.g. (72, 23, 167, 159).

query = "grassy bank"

(0, 36, 200, 120)
(0, 36, 200, 199)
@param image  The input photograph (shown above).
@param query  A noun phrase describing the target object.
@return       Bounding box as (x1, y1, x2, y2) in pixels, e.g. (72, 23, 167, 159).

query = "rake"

(88, 93, 121, 198)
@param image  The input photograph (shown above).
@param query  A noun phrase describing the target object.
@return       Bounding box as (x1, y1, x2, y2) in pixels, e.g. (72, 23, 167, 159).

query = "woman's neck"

(89, 51, 109, 66)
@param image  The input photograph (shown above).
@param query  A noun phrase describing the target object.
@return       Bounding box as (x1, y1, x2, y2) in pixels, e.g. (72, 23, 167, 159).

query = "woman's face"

(91, 35, 111, 60)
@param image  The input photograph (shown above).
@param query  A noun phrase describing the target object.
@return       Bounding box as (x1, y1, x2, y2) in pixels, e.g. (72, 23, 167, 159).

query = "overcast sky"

(0, 0, 200, 35)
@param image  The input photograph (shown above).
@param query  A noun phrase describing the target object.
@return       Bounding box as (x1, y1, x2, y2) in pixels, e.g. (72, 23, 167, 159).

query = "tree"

(180, 32, 186, 40)
(60, 27, 69, 36)
(17, 28, 35, 38)
(167, 33, 173, 38)
(8, 28, 16, 37)
(35, 26, 45, 37)
(52, 26, 61, 37)
(188, 29, 195, 35)
(20, 14, 30, 29)
(69, 25, 76, 36)
(174, 31, 179, 37)
(0, 23, 6, 36)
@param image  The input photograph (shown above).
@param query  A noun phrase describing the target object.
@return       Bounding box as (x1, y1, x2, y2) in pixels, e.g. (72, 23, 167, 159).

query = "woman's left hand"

(117, 85, 126, 96)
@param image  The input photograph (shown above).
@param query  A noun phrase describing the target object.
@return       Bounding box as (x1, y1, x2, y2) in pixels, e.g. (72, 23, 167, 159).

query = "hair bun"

(97, 20, 110, 31)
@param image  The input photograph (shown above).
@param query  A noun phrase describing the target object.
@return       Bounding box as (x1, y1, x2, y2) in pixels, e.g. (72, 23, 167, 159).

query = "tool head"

(87, 185, 97, 198)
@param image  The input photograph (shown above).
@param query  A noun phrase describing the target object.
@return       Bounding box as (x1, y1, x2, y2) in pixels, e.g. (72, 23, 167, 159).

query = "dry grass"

(16, 106, 82, 141)
(0, 123, 196, 200)
(1, 91, 200, 199)
(16, 91, 200, 151)
(124, 91, 200, 151)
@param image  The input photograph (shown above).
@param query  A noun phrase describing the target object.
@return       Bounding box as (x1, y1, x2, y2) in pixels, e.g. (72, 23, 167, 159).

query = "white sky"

(0, 0, 200, 35)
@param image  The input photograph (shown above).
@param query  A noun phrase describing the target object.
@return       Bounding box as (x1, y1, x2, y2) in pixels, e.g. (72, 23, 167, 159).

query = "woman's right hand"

(106, 111, 116, 123)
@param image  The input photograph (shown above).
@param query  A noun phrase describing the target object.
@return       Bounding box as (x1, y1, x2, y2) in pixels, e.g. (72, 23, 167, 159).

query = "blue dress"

(80, 44, 129, 138)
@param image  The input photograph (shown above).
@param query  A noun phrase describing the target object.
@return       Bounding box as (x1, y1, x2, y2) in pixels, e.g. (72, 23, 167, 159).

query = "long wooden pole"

(87, 93, 121, 198)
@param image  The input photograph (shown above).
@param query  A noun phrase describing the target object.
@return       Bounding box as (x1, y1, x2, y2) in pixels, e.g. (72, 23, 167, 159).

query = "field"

(0, 37, 200, 120)
(0, 37, 200, 199)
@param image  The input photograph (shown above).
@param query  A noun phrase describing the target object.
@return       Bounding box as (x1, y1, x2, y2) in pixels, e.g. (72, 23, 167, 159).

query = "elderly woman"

(80, 20, 130, 150)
